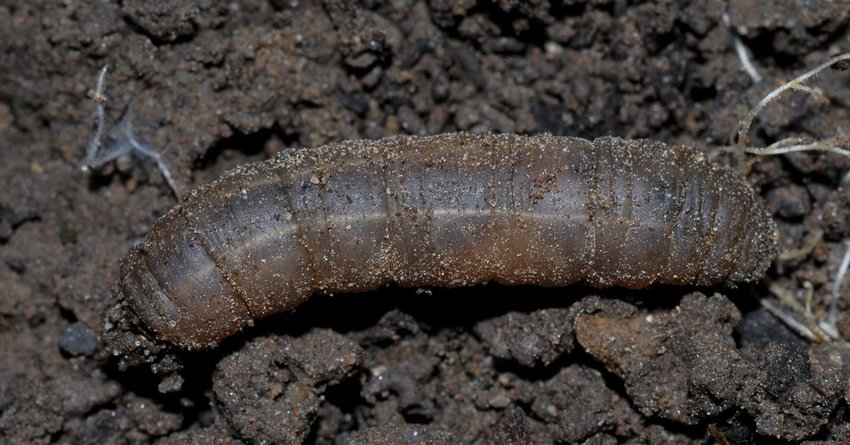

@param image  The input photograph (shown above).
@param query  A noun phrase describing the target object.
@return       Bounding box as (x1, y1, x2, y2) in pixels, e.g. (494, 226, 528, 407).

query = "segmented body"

(119, 133, 777, 348)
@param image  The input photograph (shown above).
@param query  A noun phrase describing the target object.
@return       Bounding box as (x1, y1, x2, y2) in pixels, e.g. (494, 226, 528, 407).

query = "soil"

(2, 1, 850, 444)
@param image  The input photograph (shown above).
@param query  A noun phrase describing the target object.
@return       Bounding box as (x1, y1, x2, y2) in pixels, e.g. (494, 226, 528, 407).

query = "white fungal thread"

(83, 65, 181, 198)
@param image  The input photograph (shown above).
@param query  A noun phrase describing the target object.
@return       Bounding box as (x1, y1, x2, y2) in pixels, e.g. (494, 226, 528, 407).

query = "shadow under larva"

(118, 132, 778, 349)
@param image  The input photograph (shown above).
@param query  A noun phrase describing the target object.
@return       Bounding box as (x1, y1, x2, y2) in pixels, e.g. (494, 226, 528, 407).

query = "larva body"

(120, 133, 777, 348)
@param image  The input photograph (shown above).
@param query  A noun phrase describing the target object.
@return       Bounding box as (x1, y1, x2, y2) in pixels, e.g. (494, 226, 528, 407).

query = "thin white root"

(118, 120, 180, 197)
(788, 83, 830, 105)
(762, 239, 850, 344)
(722, 13, 762, 83)
(733, 38, 762, 83)
(830, 240, 850, 327)
(83, 66, 110, 170)
(744, 137, 850, 158)
(764, 279, 841, 343)
(800, 281, 834, 340)
(777, 229, 823, 264)
(83, 66, 181, 199)
(760, 298, 819, 342)
(736, 52, 850, 153)
(817, 320, 840, 341)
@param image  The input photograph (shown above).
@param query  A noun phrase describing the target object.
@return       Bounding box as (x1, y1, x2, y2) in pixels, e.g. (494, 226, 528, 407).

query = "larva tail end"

(732, 206, 780, 284)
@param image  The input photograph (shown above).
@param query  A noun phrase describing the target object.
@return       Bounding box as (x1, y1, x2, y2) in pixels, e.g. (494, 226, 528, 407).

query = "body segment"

(120, 133, 778, 348)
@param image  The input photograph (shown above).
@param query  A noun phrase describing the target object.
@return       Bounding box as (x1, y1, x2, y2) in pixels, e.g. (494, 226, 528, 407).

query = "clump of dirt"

(213, 330, 363, 444)
(576, 292, 843, 440)
(2, 0, 850, 443)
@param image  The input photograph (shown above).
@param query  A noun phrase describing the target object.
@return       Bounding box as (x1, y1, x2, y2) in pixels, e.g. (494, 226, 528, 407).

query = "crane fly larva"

(117, 133, 778, 349)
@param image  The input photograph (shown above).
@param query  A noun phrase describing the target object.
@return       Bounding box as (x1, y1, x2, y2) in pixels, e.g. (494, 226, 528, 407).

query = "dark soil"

(2, 1, 850, 444)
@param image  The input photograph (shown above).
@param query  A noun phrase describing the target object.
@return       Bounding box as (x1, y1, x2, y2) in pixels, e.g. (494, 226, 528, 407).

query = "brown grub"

(119, 133, 777, 348)
(4, 1, 850, 443)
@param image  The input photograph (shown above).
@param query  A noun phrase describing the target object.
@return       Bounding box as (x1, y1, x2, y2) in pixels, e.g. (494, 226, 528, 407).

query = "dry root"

(734, 52, 850, 343)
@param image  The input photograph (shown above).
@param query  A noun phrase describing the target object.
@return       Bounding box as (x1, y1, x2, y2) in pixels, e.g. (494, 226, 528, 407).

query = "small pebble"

(158, 373, 184, 393)
(58, 322, 99, 356)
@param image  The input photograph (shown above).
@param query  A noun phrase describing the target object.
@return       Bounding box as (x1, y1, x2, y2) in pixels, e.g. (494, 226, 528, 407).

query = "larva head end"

(99, 295, 184, 376)
(117, 210, 255, 350)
